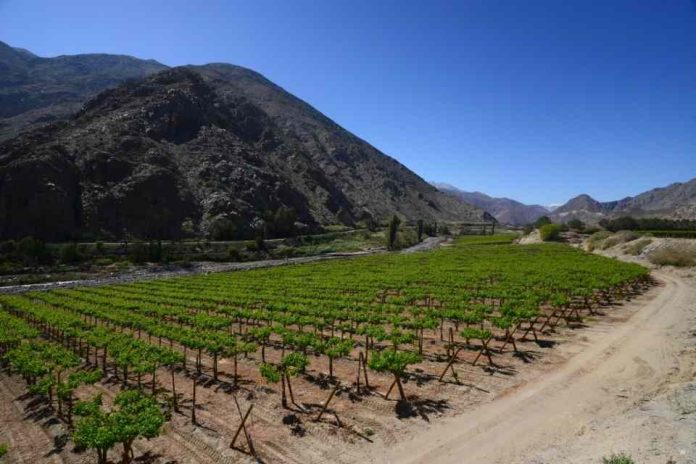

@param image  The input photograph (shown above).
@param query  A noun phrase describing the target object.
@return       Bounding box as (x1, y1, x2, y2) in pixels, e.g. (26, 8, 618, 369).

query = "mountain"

(549, 179, 696, 223)
(433, 183, 548, 225)
(0, 60, 487, 241)
(0, 40, 167, 141)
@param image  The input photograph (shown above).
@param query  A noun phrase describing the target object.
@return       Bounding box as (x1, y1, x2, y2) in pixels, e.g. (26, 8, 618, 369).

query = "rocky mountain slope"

(550, 178, 696, 223)
(0, 58, 487, 241)
(433, 183, 548, 225)
(0, 40, 166, 141)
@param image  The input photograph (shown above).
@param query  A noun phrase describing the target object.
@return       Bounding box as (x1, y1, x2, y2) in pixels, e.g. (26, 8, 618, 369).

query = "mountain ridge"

(550, 178, 696, 223)
(432, 183, 549, 226)
(0, 44, 487, 241)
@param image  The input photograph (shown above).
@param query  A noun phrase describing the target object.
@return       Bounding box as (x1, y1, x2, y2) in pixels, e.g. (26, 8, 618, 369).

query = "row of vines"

(0, 236, 651, 463)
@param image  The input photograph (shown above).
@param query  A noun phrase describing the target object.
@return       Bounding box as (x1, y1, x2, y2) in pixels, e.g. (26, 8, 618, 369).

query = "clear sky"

(1, 0, 695, 205)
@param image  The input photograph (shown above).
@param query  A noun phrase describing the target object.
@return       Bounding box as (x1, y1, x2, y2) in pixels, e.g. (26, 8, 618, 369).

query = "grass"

(601, 452, 634, 464)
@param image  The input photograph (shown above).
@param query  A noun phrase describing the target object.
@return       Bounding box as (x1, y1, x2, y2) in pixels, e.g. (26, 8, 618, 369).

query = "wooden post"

(384, 378, 397, 400)
(316, 383, 340, 422)
(231, 395, 255, 455)
(230, 405, 254, 452)
(191, 376, 197, 425)
(439, 346, 463, 381)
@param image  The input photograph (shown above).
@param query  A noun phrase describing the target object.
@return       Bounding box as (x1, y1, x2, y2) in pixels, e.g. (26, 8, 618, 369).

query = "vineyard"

(0, 236, 652, 464)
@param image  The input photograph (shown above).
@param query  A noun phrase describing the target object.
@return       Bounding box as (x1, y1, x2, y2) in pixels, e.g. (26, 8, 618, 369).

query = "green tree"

(566, 219, 585, 232)
(416, 219, 424, 242)
(539, 223, 562, 241)
(16, 236, 52, 266)
(534, 216, 552, 228)
(387, 215, 402, 250)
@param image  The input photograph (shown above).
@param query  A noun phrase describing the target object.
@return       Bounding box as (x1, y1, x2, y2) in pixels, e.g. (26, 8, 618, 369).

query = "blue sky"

(1, 0, 695, 205)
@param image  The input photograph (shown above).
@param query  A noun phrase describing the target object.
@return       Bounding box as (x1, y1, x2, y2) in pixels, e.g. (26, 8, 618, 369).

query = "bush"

(648, 245, 696, 267)
(16, 236, 53, 265)
(600, 231, 639, 250)
(59, 243, 84, 264)
(602, 453, 634, 464)
(567, 219, 585, 232)
(539, 224, 562, 241)
(534, 216, 552, 228)
(0, 443, 7, 458)
(228, 247, 242, 261)
(624, 238, 652, 256)
(586, 231, 613, 251)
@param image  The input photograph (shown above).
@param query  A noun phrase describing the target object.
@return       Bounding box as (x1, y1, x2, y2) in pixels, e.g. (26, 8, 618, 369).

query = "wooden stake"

(439, 346, 463, 381)
(230, 405, 254, 452)
(316, 383, 340, 422)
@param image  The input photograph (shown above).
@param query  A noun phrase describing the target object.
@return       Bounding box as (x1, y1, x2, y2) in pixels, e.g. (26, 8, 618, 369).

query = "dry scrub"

(648, 243, 696, 267)
(623, 238, 652, 256)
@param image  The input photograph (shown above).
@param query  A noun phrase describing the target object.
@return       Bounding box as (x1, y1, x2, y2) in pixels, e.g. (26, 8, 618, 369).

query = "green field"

(0, 236, 650, 461)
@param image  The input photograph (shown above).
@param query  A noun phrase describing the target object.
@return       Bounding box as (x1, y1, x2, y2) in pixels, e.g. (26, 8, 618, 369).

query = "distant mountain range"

(434, 178, 696, 226)
(549, 178, 696, 223)
(0, 41, 487, 241)
(432, 183, 549, 225)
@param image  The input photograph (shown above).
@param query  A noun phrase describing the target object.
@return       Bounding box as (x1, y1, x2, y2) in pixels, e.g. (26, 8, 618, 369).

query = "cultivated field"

(0, 236, 653, 464)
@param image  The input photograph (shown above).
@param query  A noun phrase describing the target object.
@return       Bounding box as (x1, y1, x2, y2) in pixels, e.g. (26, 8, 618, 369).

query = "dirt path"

(385, 270, 696, 464)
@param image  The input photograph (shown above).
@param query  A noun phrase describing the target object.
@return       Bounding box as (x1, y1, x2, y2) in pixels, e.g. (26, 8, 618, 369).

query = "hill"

(0, 59, 486, 241)
(433, 183, 548, 225)
(0, 40, 167, 141)
(549, 179, 696, 223)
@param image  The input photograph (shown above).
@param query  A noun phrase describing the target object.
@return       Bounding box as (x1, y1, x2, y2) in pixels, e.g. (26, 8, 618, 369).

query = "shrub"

(0, 443, 7, 458)
(228, 247, 242, 261)
(600, 231, 639, 250)
(59, 243, 83, 264)
(648, 245, 696, 267)
(567, 219, 585, 232)
(624, 238, 652, 256)
(17, 236, 53, 265)
(534, 216, 552, 228)
(539, 224, 562, 241)
(586, 231, 613, 251)
(602, 453, 634, 464)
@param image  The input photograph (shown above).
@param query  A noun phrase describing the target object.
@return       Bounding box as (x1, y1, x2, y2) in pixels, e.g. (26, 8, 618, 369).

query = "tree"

(368, 350, 421, 402)
(416, 220, 424, 242)
(539, 223, 562, 241)
(534, 216, 552, 228)
(16, 236, 52, 266)
(566, 219, 585, 232)
(73, 390, 165, 464)
(387, 215, 401, 250)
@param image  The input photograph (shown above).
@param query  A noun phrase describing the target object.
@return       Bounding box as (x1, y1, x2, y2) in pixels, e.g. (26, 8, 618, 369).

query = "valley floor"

(1, 241, 692, 464)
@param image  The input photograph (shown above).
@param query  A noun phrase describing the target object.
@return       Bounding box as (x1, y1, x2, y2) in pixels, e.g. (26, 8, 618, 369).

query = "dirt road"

(386, 270, 696, 464)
